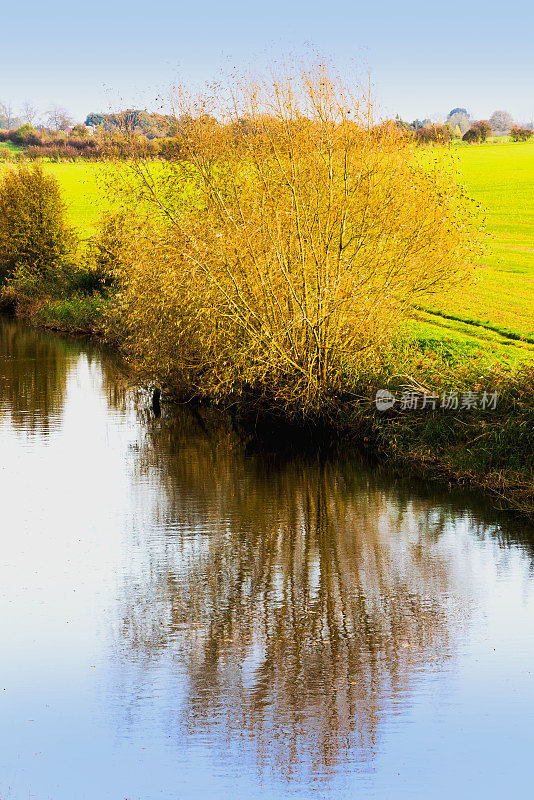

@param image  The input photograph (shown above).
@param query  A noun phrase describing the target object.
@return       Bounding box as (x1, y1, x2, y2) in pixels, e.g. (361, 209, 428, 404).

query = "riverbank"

(232, 361, 534, 517)
(3, 296, 533, 518)
(16, 294, 106, 335)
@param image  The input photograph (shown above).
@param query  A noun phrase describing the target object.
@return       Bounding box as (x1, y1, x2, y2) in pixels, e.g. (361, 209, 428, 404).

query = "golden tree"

(107, 63, 480, 415)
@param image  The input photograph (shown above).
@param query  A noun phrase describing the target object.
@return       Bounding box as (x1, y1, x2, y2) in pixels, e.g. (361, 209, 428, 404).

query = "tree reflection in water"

(0, 316, 131, 437)
(115, 408, 481, 779)
(2, 319, 527, 783)
(0, 318, 74, 435)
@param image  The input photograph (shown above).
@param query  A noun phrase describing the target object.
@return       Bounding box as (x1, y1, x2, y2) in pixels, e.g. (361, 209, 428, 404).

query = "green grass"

(42, 162, 113, 238)
(36, 295, 107, 332)
(411, 140, 534, 365)
(0, 141, 22, 153)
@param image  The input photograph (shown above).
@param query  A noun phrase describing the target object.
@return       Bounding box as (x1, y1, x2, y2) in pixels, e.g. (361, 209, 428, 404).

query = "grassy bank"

(364, 356, 534, 516)
(412, 140, 534, 367)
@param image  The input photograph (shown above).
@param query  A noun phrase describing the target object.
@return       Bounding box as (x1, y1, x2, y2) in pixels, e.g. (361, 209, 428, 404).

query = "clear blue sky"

(3, 0, 534, 124)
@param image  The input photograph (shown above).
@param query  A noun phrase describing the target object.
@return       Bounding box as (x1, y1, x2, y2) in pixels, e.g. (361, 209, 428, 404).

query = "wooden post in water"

(152, 385, 161, 417)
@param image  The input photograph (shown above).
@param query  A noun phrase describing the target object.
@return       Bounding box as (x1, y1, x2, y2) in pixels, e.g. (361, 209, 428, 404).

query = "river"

(0, 317, 533, 799)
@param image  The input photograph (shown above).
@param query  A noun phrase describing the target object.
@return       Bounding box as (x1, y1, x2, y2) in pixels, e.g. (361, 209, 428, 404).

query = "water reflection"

(0, 316, 132, 436)
(113, 408, 529, 781)
(0, 318, 73, 435)
(1, 316, 533, 799)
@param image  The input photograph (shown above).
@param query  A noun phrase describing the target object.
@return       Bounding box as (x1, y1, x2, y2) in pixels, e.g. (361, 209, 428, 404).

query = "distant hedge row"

(0, 124, 183, 161)
(2, 117, 532, 164)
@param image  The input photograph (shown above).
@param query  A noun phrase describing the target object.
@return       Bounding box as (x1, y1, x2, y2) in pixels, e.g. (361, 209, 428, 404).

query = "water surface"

(1, 318, 533, 799)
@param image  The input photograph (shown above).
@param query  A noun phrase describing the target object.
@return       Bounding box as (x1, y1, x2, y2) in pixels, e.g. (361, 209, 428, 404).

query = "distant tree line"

(84, 110, 180, 139)
(2, 98, 533, 161)
(393, 107, 534, 145)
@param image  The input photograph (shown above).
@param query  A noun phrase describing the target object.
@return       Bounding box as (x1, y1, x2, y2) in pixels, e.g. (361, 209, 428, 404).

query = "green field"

(412, 140, 534, 365)
(0, 141, 22, 154)
(43, 162, 113, 238)
(35, 144, 534, 365)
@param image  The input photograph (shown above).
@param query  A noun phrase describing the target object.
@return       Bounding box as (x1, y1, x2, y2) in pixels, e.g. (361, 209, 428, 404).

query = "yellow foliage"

(106, 63, 482, 415)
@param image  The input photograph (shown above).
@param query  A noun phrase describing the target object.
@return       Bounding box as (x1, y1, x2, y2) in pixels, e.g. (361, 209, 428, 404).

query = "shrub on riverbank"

(0, 164, 77, 293)
(0, 165, 111, 321)
(106, 65, 482, 416)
